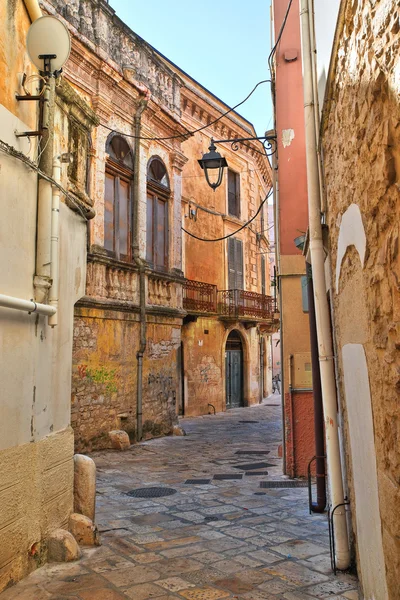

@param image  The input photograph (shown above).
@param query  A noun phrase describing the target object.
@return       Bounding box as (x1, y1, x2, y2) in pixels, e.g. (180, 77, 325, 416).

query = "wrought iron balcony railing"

(218, 289, 277, 321)
(182, 279, 217, 313)
(183, 279, 277, 322)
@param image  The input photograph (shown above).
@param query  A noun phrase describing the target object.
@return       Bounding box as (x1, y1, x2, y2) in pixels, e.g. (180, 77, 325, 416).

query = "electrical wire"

(0, 139, 93, 221)
(99, 79, 272, 143)
(182, 188, 273, 242)
(268, 0, 294, 75)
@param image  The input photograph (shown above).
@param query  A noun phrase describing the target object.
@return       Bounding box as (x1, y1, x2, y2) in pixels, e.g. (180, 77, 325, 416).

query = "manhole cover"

(213, 474, 243, 480)
(185, 479, 211, 485)
(127, 487, 177, 498)
(245, 471, 269, 476)
(234, 462, 275, 470)
(260, 480, 308, 488)
(236, 450, 270, 455)
(238, 421, 260, 424)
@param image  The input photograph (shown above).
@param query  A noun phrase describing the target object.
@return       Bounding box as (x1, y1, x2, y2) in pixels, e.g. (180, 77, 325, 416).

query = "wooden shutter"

(146, 194, 153, 263)
(228, 238, 244, 289)
(155, 198, 165, 269)
(118, 179, 129, 258)
(228, 170, 240, 217)
(235, 238, 244, 290)
(235, 173, 240, 215)
(261, 255, 266, 295)
(104, 172, 115, 252)
(228, 238, 236, 289)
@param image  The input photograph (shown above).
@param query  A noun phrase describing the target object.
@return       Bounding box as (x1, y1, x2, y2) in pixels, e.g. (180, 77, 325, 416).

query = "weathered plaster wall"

(284, 391, 315, 479)
(322, 2, 400, 596)
(182, 320, 262, 416)
(72, 308, 181, 451)
(0, 1, 90, 589)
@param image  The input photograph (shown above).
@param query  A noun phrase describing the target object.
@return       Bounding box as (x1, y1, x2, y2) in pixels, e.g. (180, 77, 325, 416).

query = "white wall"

(0, 103, 86, 450)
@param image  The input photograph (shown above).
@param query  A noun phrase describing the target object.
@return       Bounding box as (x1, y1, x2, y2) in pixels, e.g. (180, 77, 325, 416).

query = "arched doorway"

(225, 330, 244, 409)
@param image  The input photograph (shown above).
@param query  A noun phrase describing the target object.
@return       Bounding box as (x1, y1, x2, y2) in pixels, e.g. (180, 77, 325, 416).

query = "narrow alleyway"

(1, 398, 359, 600)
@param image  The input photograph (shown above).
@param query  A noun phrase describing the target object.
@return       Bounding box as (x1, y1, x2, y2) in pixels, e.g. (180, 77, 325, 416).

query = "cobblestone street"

(1, 398, 359, 600)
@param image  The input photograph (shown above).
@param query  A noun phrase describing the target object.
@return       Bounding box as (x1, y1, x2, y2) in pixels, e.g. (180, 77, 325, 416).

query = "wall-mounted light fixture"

(198, 132, 277, 191)
(15, 16, 71, 138)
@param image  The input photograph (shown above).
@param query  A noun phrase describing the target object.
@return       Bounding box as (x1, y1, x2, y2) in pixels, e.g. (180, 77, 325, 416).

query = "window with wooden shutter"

(146, 157, 170, 271)
(228, 169, 240, 218)
(261, 255, 266, 295)
(104, 134, 133, 261)
(228, 238, 244, 290)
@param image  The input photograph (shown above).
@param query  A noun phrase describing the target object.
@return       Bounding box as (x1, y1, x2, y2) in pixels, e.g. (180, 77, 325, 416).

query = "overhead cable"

(99, 79, 272, 143)
(182, 188, 273, 242)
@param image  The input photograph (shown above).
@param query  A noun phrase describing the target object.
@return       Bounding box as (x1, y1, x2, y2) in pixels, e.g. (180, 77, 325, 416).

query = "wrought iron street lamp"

(198, 132, 277, 190)
(197, 140, 228, 190)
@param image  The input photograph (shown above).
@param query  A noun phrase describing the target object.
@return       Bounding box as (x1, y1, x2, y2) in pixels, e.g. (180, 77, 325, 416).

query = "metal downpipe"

(132, 97, 149, 443)
(299, 0, 350, 570)
(307, 263, 326, 512)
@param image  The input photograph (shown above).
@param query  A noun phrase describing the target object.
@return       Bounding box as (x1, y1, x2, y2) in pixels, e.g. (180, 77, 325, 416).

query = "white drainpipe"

(48, 157, 61, 327)
(0, 294, 56, 317)
(23, 0, 42, 21)
(299, 0, 350, 570)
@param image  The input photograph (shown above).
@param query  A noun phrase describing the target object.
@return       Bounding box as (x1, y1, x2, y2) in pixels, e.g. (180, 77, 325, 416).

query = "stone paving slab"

(0, 397, 360, 600)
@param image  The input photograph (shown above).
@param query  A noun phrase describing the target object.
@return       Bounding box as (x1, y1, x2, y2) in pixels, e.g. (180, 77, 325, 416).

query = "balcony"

(218, 289, 277, 322)
(183, 279, 278, 325)
(182, 279, 217, 314)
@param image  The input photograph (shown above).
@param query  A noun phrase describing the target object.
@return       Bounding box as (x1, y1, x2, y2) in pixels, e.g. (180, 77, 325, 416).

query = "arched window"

(104, 134, 133, 260)
(146, 157, 170, 271)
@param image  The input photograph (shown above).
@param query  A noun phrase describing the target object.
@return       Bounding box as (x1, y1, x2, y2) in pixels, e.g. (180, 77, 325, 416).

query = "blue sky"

(109, 0, 273, 136)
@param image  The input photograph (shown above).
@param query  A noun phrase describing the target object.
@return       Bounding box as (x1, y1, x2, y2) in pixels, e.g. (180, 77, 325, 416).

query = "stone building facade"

(179, 76, 276, 416)
(320, 1, 400, 597)
(43, 0, 188, 451)
(47, 0, 276, 449)
(0, 0, 96, 590)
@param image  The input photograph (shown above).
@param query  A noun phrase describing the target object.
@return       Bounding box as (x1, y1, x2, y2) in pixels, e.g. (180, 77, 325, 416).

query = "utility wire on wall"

(268, 0, 294, 75)
(0, 139, 93, 221)
(182, 188, 273, 242)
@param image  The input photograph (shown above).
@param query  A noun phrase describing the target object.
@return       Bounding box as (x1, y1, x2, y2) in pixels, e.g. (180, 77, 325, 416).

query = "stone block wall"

(72, 308, 181, 451)
(322, 1, 400, 596)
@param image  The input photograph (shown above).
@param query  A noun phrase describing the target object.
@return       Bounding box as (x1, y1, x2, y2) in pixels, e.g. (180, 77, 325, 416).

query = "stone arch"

(221, 326, 251, 409)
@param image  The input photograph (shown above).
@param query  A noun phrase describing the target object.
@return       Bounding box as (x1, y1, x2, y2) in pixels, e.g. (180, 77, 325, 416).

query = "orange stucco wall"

(273, 0, 314, 477)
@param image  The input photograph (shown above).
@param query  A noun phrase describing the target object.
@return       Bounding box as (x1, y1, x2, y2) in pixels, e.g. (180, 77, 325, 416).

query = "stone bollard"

(109, 430, 131, 450)
(47, 529, 81, 562)
(69, 513, 100, 547)
(172, 425, 186, 436)
(74, 454, 96, 521)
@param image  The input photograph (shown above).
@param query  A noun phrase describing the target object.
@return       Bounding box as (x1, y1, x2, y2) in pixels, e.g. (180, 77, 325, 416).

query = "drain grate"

(238, 421, 260, 424)
(260, 480, 308, 488)
(245, 471, 269, 476)
(235, 450, 270, 455)
(127, 487, 177, 498)
(254, 492, 267, 495)
(185, 479, 211, 485)
(234, 462, 275, 470)
(204, 515, 220, 522)
(213, 474, 243, 480)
